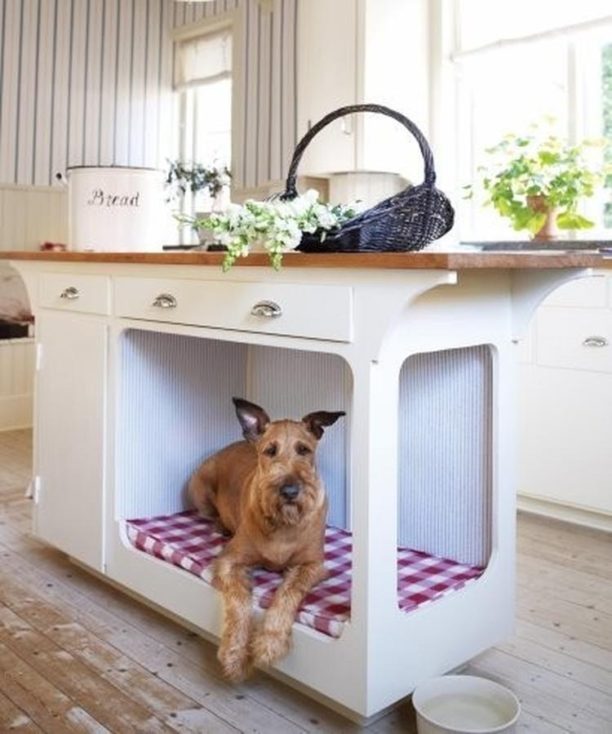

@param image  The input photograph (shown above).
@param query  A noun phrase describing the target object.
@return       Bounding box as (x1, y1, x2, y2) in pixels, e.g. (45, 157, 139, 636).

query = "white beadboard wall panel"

(0, 185, 67, 250)
(0, 338, 35, 430)
(398, 346, 493, 567)
(0, 0, 176, 187)
(118, 329, 248, 519)
(248, 345, 351, 529)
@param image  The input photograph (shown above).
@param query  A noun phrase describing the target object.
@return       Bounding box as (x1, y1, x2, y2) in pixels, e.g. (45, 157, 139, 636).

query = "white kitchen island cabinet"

(4, 249, 602, 723)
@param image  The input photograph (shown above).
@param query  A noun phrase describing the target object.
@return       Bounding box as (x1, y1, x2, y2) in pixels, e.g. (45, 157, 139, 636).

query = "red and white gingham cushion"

(126, 510, 484, 638)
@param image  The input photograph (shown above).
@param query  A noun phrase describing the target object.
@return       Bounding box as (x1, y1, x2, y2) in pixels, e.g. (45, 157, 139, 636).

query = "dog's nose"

(279, 484, 300, 501)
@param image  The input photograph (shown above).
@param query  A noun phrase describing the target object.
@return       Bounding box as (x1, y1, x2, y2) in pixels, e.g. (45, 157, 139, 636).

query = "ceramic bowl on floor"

(412, 674, 520, 734)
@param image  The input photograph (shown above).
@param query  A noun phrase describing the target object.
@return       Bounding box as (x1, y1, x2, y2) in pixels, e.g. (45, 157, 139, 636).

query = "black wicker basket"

(279, 104, 454, 253)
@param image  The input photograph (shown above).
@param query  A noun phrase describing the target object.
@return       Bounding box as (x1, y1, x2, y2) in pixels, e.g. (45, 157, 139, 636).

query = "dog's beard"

(278, 500, 302, 526)
(257, 484, 319, 528)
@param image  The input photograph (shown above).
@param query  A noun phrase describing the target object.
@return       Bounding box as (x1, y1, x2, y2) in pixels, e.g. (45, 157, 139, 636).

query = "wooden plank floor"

(1, 429, 611, 733)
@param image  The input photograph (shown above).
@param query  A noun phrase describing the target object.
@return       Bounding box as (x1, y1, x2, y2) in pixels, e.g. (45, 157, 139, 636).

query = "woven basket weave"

(280, 104, 454, 253)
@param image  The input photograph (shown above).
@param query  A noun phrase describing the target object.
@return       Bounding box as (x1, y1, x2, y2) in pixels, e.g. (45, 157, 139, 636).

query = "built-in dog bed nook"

(126, 510, 485, 639)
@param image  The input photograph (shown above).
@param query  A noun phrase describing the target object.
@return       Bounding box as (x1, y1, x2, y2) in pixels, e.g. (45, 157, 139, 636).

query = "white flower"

(182, 188, 357, 269)
(315, 207, 337, 230)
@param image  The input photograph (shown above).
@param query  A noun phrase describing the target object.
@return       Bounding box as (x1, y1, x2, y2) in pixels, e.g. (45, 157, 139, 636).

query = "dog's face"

(232, 398, 345, 525)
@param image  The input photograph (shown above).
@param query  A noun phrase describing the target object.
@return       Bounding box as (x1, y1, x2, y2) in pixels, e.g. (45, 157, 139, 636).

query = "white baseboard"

(0, 394, 33, 431)
(518, 494, 612, 533)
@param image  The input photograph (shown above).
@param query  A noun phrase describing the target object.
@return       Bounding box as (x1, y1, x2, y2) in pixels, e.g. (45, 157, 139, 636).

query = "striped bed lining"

(126, 510, 485, 639)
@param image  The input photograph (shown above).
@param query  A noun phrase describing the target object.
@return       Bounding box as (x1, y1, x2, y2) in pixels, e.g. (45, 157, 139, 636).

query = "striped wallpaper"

(0, 0, 175, 187)
(0, 0, 297, 190)
(398, 346, 493, 567)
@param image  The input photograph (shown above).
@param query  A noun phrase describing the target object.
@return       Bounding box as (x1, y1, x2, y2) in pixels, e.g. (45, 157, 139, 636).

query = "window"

(175, 28, 232, 215)
(452, 2, 612, 241)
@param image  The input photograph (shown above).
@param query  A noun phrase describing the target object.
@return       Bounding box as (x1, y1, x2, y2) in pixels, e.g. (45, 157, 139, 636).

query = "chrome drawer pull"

(59, 286, 80, 300)
(152, 293, 178, 309)
(582, 336, 608, 348)
(250, 300, 282, 319)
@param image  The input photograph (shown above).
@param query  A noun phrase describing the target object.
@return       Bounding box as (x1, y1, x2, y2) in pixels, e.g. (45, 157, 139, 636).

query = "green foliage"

(468, 126, 608, 234)
(182, 190, 361, 271)
(165, 160, 231, 200)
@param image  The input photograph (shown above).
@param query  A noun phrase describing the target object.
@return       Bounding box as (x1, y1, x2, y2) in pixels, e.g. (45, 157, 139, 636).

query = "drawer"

(542, 275, 607, 308)
(39, 274, 111, 315)
(536, 307, 612, 372)
(114, 278, 353, 342)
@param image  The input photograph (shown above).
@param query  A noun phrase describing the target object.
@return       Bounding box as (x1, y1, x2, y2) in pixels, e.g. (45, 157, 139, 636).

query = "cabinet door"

(34, 313, 107, 570)
(296, 0, 357, 175)
(519, 365, 612, 514)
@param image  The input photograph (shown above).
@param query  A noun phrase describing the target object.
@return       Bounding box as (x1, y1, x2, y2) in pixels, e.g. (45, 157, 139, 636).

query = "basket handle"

(281, 103, 436, 200)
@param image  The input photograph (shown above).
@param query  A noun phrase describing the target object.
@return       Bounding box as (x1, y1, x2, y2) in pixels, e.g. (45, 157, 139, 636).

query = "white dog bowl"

(412, 675, 520, 734)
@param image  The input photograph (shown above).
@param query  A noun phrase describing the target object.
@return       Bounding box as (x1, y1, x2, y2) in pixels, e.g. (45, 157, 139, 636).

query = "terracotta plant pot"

(526, 194, 558, 241)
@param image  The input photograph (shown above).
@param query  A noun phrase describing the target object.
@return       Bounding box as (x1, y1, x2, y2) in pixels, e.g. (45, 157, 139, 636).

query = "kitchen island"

(2, 249, 605, 722)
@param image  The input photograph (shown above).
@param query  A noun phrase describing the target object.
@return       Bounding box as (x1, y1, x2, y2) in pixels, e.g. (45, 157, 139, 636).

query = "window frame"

(172, 10, 244, 189)
(438, 1, 612, 242)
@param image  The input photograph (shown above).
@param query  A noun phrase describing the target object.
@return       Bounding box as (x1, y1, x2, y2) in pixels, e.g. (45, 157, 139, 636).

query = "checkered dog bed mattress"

(126, 510, 484, 639)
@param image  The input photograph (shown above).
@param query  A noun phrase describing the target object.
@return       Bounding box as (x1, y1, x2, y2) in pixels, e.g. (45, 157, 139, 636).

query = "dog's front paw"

(251, 628, 292, 667)
(218, 640, 251, 682)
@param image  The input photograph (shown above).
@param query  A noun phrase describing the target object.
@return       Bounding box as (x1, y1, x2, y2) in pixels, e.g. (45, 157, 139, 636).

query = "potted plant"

(165, 160, 231, 211)
(466, 127, 608, 240)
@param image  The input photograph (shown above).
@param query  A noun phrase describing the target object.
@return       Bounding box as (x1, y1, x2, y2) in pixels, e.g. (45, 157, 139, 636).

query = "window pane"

(193, 77, 232, 168)
(458, 43, 568, 239)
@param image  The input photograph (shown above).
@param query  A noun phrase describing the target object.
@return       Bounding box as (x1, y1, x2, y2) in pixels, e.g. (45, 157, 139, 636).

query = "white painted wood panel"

(519, 365, 612, 515)
(0, 338, 35, 431)
(114, 276, 353, 342)
(0, 185, 67, 250)
(536, 307, 612, 373)
(541, 274, 607, 308)
(35, 313, 107, 569)
(39, 273, 111, 315)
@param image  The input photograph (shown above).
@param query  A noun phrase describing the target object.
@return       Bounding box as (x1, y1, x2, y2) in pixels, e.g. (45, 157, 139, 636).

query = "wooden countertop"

(0, 249, 608, 269)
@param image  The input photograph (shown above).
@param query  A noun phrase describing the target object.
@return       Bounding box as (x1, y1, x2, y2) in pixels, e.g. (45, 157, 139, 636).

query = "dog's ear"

(232, 397, 270, 442)
(302, 411, 345, 440)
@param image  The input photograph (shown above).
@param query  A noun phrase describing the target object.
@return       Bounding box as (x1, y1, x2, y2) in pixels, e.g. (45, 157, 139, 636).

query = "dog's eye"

(295, 443, 312, 456)
(263, 443, 277, 457)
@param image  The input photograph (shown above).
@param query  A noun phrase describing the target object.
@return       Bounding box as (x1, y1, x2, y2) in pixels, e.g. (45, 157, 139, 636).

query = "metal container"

(65, 166, 165, 252)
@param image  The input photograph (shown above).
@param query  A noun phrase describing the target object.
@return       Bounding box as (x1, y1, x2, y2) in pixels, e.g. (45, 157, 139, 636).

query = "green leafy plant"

(466, 127, 608, 236)
(181, 189, 361, 270)
(165, 160, 231, 201)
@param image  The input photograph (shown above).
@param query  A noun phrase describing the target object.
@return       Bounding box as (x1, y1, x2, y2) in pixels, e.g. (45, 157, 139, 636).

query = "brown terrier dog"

(188, 397, 345, 682)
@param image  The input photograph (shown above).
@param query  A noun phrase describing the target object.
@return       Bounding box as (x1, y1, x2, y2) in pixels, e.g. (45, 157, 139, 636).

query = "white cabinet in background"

(296, 0, 428, 179)
(519, 273, 612, 527)
(34, 313, 107, 570)
(296, 0, 357, 176)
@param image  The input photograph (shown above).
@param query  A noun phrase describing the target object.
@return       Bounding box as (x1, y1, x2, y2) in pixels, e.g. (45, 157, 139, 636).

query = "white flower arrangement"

(189, 189, 362, 270)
